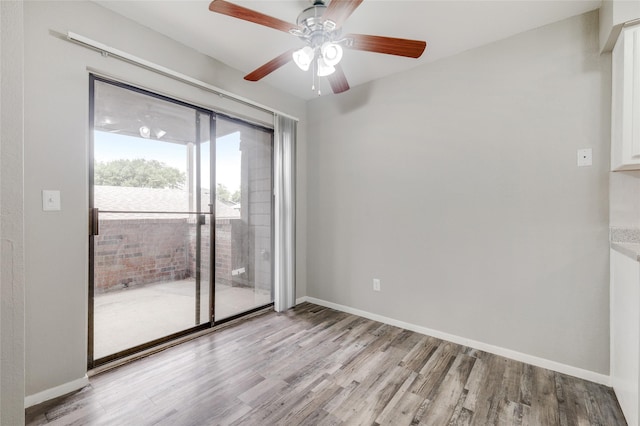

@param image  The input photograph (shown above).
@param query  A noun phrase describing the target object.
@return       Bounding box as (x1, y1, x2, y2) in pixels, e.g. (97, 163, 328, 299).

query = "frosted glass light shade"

(139, 126, 151, 138)
(316, 57, 335, 76)
(321, 42, 343, 66)
(292, 46, 315, 71)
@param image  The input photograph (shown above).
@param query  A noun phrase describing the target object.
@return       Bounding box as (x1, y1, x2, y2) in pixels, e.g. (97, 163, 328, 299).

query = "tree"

(217, 184, 241, 204)
(216, 183, 231, 202)
(94, 159, 185, 189)
(230, 189, 241, 204)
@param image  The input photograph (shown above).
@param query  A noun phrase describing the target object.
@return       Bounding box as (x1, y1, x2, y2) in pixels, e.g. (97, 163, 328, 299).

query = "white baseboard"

(25, 374, 89, 408)
(298, 296, 610, 386)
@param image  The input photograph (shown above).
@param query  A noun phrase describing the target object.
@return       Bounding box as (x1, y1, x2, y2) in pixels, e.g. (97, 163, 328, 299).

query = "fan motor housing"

(295, 3, 340, 47)
(297, 4, 335, 31)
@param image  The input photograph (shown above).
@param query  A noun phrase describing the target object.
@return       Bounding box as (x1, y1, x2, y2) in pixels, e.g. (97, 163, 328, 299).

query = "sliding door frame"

(88, 75, 274, 369)
(88, 75, 215, 369)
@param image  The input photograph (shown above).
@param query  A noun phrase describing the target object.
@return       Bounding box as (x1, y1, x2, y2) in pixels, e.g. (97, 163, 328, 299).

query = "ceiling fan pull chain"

(310, 58, 321, 96)
(312, 59, 317, 92)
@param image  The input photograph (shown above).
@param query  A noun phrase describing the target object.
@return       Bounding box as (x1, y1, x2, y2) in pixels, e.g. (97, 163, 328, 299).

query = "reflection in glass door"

(89, 77, 213, 365)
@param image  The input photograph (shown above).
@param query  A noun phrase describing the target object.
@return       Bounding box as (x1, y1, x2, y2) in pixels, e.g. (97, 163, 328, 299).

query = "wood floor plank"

(399, 335, 440, 372)
(519, 362, 534, 406)
(374, 371, 422, 425)
(446, 388, 469, 425)
(25, 303, 627, 426)
(501, 357, 524, 404)
(461, 351, 508, 425)
(524, 365, 561, 425)
(496, 399, 528, 425)
(329, 365, 398, 422)
(340, 365, 413, 425)
(461, 355, 486, 413)
(316, 410, 344, 426)
(418, 353, 476, 424)
(585, 379, 627, 425)
(273, 380, 342, 425)
(453, 406, 474, 426)
(237, 377, 286, 405)
(322, 380, 360, 413)
(409, 342, 460, 400)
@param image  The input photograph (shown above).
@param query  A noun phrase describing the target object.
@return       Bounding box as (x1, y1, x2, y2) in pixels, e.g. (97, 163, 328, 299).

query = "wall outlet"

(373, 278, 381, 292)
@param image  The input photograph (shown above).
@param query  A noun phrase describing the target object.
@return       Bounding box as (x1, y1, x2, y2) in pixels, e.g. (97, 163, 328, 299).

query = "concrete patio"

(93, 279, 271, 359)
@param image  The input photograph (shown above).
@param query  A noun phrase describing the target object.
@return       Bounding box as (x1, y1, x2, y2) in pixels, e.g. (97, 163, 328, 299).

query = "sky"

(94, 130, 242, 192)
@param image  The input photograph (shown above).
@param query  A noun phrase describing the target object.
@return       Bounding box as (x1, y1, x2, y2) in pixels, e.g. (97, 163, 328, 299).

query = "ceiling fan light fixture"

(209, 0, 426, 95)
(139, 125, 151, 138)
(316, 57, 336, 77)
(321, 42, 343, 67)
(292, 46, 315, 71)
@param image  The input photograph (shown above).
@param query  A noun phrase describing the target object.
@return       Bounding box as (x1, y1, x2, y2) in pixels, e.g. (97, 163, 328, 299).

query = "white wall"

(23, 0, 307, 398)
(1, 1, 26, 422)
(306, 11, 611, 374)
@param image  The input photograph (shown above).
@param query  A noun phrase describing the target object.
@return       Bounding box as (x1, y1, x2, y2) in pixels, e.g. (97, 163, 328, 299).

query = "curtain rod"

(65, 31, 299, 122)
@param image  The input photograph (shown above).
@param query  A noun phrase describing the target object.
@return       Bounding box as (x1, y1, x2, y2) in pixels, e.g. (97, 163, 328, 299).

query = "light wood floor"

(26, 302, 627, 425)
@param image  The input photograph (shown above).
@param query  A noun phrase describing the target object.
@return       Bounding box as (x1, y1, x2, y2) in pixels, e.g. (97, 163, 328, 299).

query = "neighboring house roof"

(95, 185, 240, 219)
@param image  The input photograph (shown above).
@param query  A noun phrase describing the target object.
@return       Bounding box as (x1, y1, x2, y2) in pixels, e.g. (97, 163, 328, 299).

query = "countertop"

(611, 242, 640, 262)
(611, 227, 640, 262)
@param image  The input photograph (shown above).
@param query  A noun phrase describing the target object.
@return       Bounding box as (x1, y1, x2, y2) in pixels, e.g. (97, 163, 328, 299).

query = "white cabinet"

(611, 24, 640, 171)
(611, 248, 639, 426)
(600, 0, 640, 52)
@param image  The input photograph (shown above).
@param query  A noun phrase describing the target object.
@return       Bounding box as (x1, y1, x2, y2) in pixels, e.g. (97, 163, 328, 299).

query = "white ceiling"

(95, 0, 601, 100)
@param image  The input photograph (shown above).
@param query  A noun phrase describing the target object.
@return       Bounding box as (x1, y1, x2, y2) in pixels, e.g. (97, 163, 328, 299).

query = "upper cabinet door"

(612, 24, 640, 171)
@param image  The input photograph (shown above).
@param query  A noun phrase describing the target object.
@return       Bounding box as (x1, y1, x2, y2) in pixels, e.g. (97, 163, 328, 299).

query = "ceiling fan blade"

(328, 64, 350, 94)
(244, 49, 296, 81)
(345, 34, 427, 58)
(323, 0, 364, 28)
(209, 0, 298, 33)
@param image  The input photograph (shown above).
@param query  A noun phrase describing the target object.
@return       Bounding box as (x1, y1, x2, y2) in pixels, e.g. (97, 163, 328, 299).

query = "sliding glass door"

(89, 77, 213, 364)
(214, 116, 274, 320)
(89, 76, 273, 367)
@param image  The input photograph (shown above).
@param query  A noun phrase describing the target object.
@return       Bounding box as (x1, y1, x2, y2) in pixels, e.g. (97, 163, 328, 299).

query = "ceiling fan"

(208, 0, 427, 95)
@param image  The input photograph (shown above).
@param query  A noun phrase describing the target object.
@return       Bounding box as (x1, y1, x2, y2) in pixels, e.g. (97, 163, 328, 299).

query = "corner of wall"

(1, 0, 26, 423)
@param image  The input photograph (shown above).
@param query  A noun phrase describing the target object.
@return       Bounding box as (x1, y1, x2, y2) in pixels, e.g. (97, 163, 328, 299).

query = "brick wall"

(94, 217, 240, 293)
(93, 218, 190, 293)
(213, 219, 229, 285)
(186, 218, 241, 287)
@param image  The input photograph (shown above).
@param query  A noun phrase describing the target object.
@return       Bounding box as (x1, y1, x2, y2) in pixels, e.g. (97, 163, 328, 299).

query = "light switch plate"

(42, 190, 61, 211)
(577, 148, 592, 167)
(373, 278, 381, 292)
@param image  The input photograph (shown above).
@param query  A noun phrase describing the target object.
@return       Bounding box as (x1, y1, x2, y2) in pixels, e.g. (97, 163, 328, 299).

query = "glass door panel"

(90, 78, 212, 363)
(92, 213, 206, 359)
(214, 116, 274, 320)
